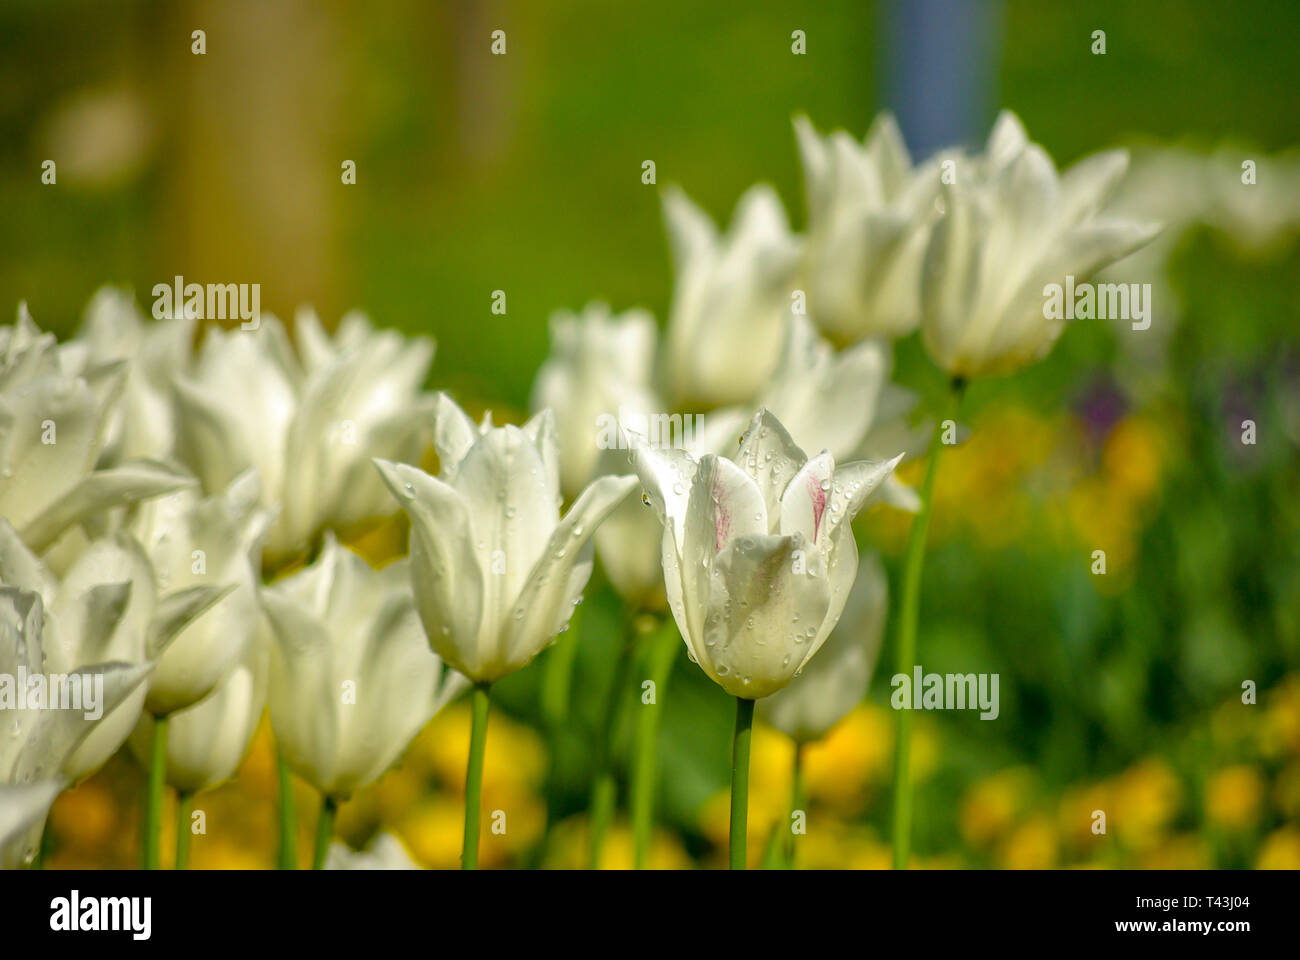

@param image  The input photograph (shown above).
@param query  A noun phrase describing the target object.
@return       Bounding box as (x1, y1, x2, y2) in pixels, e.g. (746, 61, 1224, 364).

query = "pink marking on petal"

(713, 475, 731, 553)
(806, 470, 827, 541)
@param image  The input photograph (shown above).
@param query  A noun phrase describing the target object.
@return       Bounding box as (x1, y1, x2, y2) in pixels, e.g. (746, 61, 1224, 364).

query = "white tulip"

(0, 304, 193, 554)
(662, 185, 803, 408)
(920, 111, 1160, 379)
(530, 301, 659, 498)
(262, 535, 467, 799)
(129, 470, 270, 717)
(0, 585, 156, 866)
(794, 113, 941, 342)
(0, 519, 232, 781)
(129, 621, 268, 795)
(374, 395, 638, 682)
(627, 408, 902, 699)
(172, 310, 435, 561)
(760, 551, 888, 742)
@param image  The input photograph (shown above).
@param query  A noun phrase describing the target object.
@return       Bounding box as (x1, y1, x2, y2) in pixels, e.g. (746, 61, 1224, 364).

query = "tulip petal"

(1060, 149, 1130, 224)
(0, 781, 62, 869)
(502, 474, 638, 677)
(148, 583, 237, 660)
(452, 426, 557, 641)
(0, 517, 56, 605)
(624, 429, 698, 546)
(293, 306, 335, 374)
(985, 110, 1029, 172)
(762, 551, 887, 742)
(779, 450, 835, 542)
(734, 409, 807, 526)
(263, 589, 341, 791)
(20, 459, 195, 554)
(433, 393, 479, 481)
(817, 454, 905, 549)
(0, 375, 99, 530)
(702, 532, 831, 699)
(692, 454, 768, 554)
(661, 185, 718, 274)
(521, 407, 562, 514)
(373, 459, 485, 677)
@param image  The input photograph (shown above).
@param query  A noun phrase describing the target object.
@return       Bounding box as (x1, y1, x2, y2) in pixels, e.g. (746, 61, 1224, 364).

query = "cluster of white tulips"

(0, 110, 1156, 871)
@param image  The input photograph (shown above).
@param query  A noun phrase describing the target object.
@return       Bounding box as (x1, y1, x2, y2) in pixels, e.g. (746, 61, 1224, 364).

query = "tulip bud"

(263, 535, 467, 799)
(920, 111, 1159, 379)
(627, 408, 902, 699)
(662, 185, 802, 409)
(374, 395, 638, 682)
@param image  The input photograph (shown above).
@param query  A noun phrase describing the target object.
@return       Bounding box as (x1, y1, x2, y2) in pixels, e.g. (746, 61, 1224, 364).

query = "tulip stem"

(277, 752, 298, 869)
(729, 697, 755, 870)
(631, 618, 680, 869)
(588, 614, 639, 869)
(463, 683, 491, 870)
(142, 715, 168, 870)
(175, 792, 193, 869)
(535, 604, 583, 867)
(891, 377, 965, 869)
(312, 795, 337, 870)
(785, 743, 804, 869)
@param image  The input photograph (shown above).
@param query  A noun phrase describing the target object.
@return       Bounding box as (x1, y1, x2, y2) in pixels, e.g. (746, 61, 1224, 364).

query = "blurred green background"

(4, 0, 1298, 868)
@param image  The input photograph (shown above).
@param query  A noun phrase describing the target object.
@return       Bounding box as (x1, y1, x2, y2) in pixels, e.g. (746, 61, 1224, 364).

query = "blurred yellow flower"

(961, 767, 1035, 848)
(240, 714, 279, 794)
(804, 704, 894, 811)
(397, 795, 465, 869)
(1067, 480, 1138, 586)
(1113, 758, 1181, 850)
(998, 814, 1058, 869)
(1058, 782, 1113, 853)
(1103, 415, 1165, 503)
(1205, 765, 1265, 830)
(1256, 827, 1300, 869)
(48, 778, 118, 853)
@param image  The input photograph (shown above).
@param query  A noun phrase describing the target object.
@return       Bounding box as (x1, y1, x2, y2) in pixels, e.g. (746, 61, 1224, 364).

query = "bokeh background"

(4, 0, 1298, 868)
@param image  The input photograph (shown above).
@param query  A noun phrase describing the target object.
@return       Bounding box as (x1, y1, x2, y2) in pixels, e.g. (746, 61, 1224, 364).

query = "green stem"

(541, 604, 583, 729)
(534, 604, 583, 867)
(729, 697, 755, 870)
(312, 794, 337, 870)
(631, 618, 680, 869)
(277, 752, 297, 870)
(175, 793, 193, 870)
(891, 377, 965, 869)
(785, 742, 804, 869)
(462, 683, 491, 870)
(588, 616, 639, 869)
(142, 715, 168, 870)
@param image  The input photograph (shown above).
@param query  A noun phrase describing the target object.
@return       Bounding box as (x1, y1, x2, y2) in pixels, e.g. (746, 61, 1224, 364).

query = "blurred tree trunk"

(155, 0, 343, 326)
